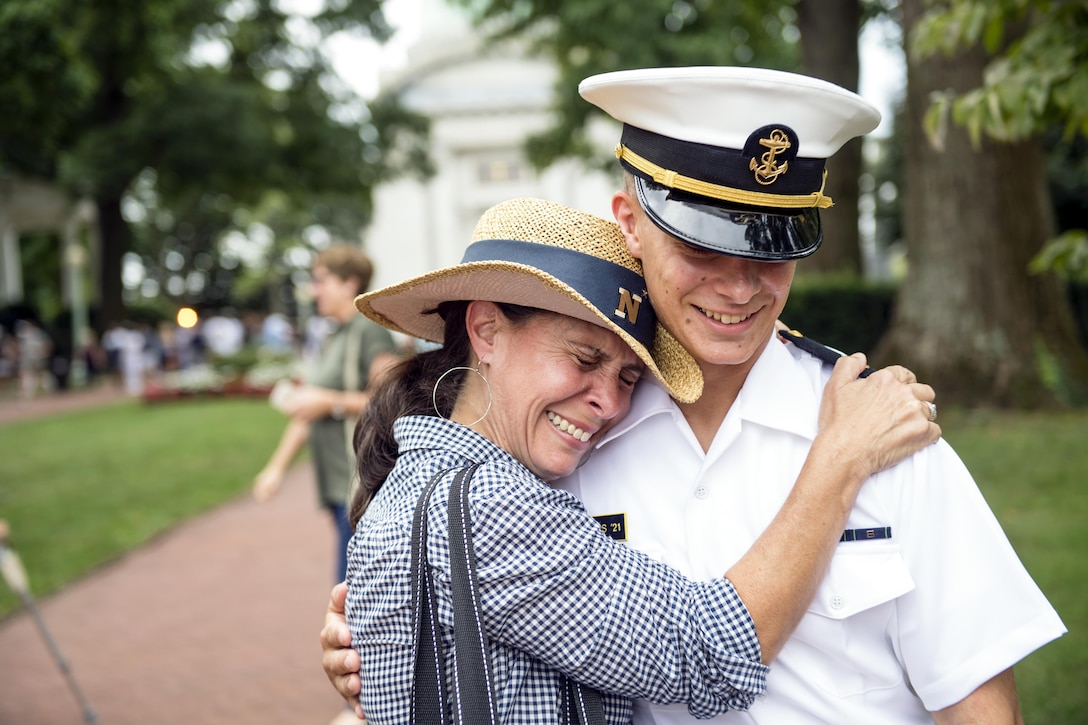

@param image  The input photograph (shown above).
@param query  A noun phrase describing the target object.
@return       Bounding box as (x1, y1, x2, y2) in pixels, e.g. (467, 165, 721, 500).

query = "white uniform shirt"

(557, 337, 1066, 724)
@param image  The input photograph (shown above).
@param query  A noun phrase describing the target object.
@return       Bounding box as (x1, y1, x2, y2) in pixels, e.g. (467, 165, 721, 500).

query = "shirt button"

(829, 595, 845, 610)
(694, 485, 709, 499)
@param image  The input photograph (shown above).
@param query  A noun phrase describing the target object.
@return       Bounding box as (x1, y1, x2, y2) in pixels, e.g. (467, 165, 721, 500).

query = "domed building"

(362, 0, 618, 292)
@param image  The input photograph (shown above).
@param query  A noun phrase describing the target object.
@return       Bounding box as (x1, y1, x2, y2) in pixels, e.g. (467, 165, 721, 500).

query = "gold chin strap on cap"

(615, 143, 834, 210)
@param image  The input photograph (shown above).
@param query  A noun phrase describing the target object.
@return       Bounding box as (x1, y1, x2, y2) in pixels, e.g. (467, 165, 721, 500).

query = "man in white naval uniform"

(560, 344, 1063, 723)
(556, 66, 1065, 724)
(320, 67, 1066, 723)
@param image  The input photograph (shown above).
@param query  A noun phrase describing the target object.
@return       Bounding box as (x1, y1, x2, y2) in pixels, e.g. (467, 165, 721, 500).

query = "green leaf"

(1030, 230, 1088, 282)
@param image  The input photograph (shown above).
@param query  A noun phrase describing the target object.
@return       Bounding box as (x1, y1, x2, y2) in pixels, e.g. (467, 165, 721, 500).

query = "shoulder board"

(777, 328, 874, 378)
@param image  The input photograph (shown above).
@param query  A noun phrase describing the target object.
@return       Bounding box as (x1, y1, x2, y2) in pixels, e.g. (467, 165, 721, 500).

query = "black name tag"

(593, 513, 627, 541)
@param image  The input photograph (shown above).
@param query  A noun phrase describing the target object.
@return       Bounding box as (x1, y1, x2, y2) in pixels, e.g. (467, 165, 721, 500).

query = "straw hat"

(355, 197, 703, 403)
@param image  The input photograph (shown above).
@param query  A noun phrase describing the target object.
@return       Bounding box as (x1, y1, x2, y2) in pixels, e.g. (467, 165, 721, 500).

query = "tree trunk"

(874, 0, 1088, 407)
(95, 195, 129, 329)
(796, 0, 863, 276)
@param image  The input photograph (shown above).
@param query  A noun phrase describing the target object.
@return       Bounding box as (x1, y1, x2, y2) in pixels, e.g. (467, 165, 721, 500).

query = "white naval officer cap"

(579, 66, 881, 261)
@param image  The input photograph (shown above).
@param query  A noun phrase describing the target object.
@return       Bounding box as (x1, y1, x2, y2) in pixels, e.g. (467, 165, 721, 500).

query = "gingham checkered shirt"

(345, 416, 768, 724)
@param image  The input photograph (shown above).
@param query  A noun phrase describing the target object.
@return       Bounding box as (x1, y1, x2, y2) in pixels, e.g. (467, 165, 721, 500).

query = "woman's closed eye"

(576, 353, 641, 389)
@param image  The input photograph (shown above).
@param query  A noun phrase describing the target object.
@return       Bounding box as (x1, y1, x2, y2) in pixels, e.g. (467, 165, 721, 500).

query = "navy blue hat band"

(619, 124, 831, 209)
(461, 239, 657, 347)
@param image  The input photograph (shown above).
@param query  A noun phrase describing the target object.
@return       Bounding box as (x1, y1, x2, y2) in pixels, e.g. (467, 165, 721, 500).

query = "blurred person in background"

(251, 244, 397, 584)
(156, 320, 180, 373)
(16, 319, 51, 399)
(260, 311, 296, 354)
(202, 307, 246, 359)
(101, 321, 126, 383)
(0, 325, 17, 392)
(117, 322, 147, 397)
(174, 318, 205, 370)
(77, 327, 109, 386)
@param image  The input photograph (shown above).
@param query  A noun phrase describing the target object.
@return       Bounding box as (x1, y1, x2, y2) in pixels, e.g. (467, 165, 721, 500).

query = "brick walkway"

(0, 389, 355, 725)
(0, 384, 131, 426)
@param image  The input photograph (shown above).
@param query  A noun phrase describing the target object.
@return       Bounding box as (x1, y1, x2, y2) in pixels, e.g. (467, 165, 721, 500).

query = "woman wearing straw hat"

(342, 198, 938, 724)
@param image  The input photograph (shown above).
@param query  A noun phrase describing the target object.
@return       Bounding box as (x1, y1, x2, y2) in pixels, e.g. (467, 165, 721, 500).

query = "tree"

(450, 0, 889, 276)
(796, 0, 865, 274)
(458, 0, 797, 161)
(873, 0, 1088, 406)
(1, 0, 430, 328)
(914, 0, 1088, 283)
(0, 1, 94, 178)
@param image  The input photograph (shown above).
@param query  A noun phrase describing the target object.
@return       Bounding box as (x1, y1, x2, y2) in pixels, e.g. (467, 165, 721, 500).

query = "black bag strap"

(563, 675, 607, 725)
(409, 467, 455, 725)
(410, 462, 605, 725)
(410, 463, 498, 724)
(445, 463, 500, 723)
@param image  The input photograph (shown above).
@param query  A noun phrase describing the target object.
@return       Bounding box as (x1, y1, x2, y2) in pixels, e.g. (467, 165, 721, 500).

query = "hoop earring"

(432, 365, 492, 427)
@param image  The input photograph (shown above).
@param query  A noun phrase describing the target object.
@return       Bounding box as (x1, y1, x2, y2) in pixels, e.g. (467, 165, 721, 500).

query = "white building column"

(0, 220, 23, 304)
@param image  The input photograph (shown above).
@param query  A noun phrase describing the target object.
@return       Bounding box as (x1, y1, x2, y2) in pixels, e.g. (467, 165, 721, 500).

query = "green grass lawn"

(0, 396, 290, 619)
(0, 401, 1084, 720)
(937, 408, 1087, 723)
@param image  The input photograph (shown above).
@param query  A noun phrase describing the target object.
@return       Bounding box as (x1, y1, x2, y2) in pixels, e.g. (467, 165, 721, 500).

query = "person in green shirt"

(253, 244, 397, 582)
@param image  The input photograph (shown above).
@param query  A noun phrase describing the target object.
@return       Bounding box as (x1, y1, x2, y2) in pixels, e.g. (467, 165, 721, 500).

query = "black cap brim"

(635, 176, 822, 261)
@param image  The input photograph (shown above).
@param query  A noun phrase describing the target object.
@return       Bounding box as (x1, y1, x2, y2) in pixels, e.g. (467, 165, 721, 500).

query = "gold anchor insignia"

(749, 129, 792, 185)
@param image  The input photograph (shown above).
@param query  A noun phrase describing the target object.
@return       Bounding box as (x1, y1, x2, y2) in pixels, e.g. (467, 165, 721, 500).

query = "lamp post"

(64, 239, 89, 388)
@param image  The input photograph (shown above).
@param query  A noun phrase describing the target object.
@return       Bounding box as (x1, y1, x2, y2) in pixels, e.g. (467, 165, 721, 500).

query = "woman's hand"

(320, 582, 364, 719)
(818, 353, 940, 479)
